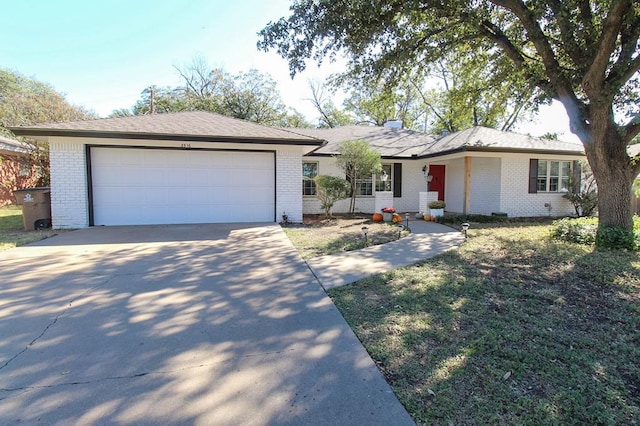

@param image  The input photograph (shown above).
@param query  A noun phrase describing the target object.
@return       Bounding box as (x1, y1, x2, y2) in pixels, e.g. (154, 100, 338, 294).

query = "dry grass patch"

(283, 214, 409, 259)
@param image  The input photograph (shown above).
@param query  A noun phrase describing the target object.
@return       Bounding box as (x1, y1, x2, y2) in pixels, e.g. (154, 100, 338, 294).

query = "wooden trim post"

(464, 156, 471, 214)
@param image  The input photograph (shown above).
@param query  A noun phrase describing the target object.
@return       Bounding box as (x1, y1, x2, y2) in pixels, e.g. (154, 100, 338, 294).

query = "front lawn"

(328, 223, 639, 425)
(0, 205, 59, 250)
(282, 215, 409, 259)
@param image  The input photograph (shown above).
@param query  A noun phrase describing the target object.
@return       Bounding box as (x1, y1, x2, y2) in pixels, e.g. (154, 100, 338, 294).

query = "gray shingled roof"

(0, 135, 30, 156)
(10, 111, 323, 146)
(295, 125, 584, 158)
(289, 126, 438, 158)
(430, 126, 584, 156)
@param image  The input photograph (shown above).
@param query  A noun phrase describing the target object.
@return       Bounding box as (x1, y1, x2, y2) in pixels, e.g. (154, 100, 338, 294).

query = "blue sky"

(2, 0, 576, 141)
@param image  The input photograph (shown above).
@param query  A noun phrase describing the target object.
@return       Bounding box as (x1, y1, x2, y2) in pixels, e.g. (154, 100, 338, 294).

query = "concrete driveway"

(0, 224, 414, 425)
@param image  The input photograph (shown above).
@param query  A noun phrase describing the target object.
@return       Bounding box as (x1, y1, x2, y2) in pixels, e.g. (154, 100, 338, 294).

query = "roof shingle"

(294, 125, 584, 158)
(10, 111, 323, 145)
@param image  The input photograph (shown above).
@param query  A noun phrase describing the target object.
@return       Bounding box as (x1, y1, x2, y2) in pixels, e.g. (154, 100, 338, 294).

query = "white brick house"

(11, 112, 585, 228)
(12, 112, 322, 228)
(293, 125, 586, 218)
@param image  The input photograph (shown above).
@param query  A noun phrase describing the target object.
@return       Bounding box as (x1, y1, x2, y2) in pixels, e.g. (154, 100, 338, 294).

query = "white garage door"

(90, 147, 275, 225)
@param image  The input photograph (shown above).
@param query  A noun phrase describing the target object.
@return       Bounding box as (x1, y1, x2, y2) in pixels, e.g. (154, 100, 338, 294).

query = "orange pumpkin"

(372, 213, 383, 222)
(423, 214, 432, 221)
(392, 213, 402, 223)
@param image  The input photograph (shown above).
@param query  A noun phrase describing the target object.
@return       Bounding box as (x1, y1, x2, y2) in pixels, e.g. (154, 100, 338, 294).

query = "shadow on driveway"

(0, 224, 414, 425)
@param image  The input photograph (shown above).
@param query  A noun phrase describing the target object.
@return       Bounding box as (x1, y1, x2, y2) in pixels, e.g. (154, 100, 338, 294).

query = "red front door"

(429, 165, 446, 202)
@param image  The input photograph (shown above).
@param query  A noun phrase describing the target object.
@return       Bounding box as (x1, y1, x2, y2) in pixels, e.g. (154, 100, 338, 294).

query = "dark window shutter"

(572, 160, 582, 188)
(393, 163, 402, 198)
(529, 159, 538, 193)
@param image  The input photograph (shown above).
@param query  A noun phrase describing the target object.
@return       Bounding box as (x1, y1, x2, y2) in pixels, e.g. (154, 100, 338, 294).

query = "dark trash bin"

(14, 187, 52, 231)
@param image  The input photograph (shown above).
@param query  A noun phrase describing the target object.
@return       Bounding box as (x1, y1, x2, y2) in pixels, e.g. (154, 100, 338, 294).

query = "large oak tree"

(259, 0, 640, 244)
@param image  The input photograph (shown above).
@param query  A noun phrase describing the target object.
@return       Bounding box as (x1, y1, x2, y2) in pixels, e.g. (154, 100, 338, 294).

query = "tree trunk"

(582, 111, 635, 231)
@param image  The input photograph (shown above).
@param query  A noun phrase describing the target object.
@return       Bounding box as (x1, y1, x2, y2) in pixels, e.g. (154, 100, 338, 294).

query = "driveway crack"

(0, 273, 141, 372)
(0, 347, 296, 400)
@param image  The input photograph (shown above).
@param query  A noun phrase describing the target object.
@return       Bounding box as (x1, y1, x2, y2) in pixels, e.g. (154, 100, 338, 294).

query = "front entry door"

(429, 165, 446, 202)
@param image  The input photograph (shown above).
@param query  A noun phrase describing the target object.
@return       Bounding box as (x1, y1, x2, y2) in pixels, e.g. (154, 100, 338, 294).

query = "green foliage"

(563, 160, 598, 217)
(427, 200, 446, 209)
(552, 217, 598, 245)
(552, 217, 640, 250)
(440, 214, 511, 225)
(307, 80, 355, 128)
(314, 175, 350, 218)
(596, 225, 638, 251)
(334, 140, 382, 213)
(131, 59, 311, 127)
(0, 68, 95, 187)
(0, 68, 94, 131)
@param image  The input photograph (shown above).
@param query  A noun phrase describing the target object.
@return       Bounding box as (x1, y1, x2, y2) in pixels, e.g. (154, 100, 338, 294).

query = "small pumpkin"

(423, 214, 432, 221)
(372, 213, 383, 222)
(392, 213, 402, 223)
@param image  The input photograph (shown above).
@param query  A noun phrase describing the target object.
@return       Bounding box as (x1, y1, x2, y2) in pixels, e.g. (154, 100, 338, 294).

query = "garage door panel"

(91, 148, 275, 225)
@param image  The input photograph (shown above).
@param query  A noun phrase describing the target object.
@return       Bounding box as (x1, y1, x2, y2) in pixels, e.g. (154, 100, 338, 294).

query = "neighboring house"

(292, 124, 586, 218)
(10, 111, 585, 229)
(0, 135, 34, 205)
(11, 111, 323, 228)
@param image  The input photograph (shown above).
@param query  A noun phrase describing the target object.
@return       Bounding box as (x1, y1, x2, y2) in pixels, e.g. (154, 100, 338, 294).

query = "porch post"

(464, 156, 471, 214)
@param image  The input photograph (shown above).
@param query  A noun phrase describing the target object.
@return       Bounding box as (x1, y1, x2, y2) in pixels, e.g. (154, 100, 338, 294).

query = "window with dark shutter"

(393, 163, 402, 198)
(529, 159, 538, 194)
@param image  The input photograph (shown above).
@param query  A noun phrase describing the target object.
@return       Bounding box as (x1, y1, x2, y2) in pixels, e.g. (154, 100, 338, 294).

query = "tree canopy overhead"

(260, 0, 640, 245)
(0, 68, 93, 136)
(124, 58, 311, 128)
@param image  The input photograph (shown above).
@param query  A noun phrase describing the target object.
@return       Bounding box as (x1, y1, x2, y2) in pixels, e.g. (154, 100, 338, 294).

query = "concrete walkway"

(307, 220, 465, 290)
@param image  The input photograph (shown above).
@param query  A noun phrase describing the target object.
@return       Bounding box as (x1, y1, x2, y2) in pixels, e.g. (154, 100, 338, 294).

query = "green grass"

(328, 224, 640, 425)
(0, 205, 59, 250)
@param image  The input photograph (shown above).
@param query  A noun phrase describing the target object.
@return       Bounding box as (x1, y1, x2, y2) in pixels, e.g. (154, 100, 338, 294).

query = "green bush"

(440, 214, 511, 225)
(552, 217, 598, 245)
(596, 225, 637, 250)
(552, 216, 640, 250)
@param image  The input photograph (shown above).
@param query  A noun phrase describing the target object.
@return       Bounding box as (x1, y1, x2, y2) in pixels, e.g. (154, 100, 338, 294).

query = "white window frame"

(302, 161, 318, 196)
(537, 160, 571, 192)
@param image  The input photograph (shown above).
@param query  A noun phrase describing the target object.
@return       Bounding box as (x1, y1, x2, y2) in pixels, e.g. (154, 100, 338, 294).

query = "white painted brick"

(49, 140, 89, 228)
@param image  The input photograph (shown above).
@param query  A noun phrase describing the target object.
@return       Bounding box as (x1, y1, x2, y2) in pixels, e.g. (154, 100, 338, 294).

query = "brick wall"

(276, 149, 304, 223)
(470, 157, 502, 214)
(500, 156, 575, 217)
(49, 140, 88, 228)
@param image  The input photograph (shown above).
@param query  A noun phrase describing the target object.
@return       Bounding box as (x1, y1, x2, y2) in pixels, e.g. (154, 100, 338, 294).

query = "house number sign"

(181, 143, 192, 149)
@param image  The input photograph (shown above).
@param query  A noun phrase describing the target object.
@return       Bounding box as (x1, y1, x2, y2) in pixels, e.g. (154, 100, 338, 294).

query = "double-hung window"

(302, 162, 318, 196)
(375, 164, 393, 192)
(532, 160, 572, 192)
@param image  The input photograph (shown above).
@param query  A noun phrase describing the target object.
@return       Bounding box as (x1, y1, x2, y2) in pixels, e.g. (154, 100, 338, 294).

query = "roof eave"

(9, 128, 324, 146)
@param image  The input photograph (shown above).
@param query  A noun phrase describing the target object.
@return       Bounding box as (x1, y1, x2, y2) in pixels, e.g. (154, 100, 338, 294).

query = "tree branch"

(583, 0, 632, 97)
(489, 0, 590, 140)
(547, 0, 589, 67)
(623, 121, 640, 144)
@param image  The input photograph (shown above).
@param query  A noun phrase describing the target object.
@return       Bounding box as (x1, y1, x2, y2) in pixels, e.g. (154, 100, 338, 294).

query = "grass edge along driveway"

(326, 223, 639, 425)
(0, 205, 60, 251)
